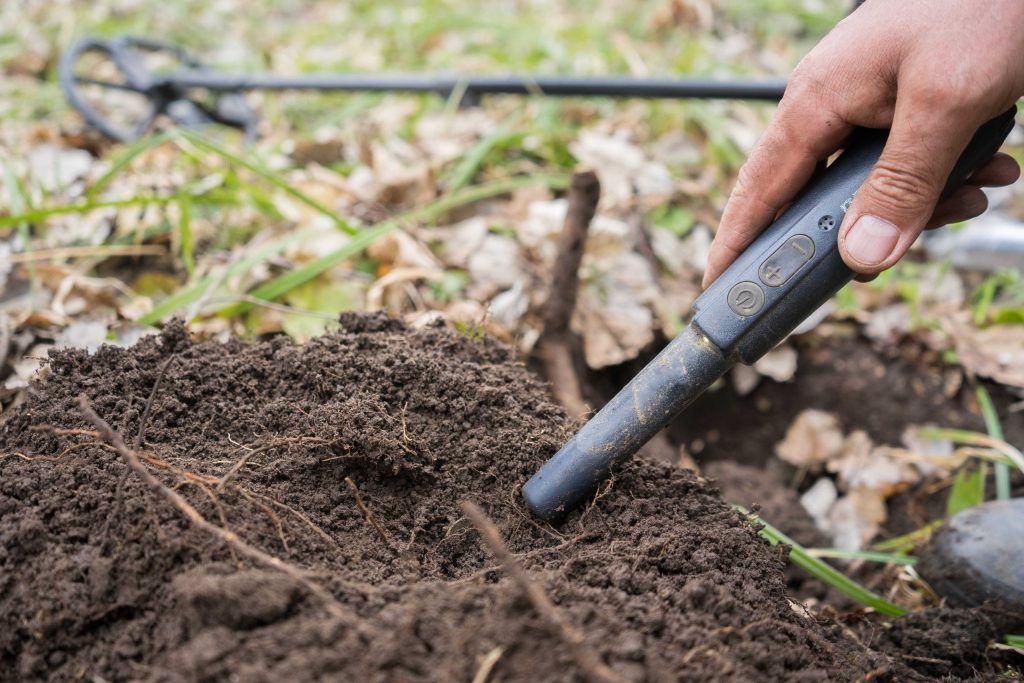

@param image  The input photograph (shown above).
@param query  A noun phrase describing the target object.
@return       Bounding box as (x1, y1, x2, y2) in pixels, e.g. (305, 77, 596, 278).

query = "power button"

(727, 281, 765, 316)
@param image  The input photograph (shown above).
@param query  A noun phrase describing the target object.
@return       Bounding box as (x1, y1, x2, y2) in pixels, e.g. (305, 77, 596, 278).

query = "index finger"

(702, 88, 853, 288)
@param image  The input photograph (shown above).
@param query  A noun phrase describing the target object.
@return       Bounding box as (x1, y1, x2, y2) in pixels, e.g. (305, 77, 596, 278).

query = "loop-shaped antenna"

(59, 36, 258, 142)
(58, 36, 166, 142)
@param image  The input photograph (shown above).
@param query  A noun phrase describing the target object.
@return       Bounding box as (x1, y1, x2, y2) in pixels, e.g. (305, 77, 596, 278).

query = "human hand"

(704, 0, 1024, 287)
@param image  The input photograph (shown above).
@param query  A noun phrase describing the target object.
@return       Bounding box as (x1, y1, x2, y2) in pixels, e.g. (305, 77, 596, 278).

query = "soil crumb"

(0, 315, 992, 681)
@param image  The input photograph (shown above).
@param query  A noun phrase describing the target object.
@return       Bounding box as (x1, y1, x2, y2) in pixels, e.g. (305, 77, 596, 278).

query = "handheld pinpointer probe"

(523, 107, 1018, 523)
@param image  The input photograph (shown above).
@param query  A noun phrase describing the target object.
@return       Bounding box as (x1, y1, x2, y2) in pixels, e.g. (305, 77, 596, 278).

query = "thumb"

(839, 107, 977, 275)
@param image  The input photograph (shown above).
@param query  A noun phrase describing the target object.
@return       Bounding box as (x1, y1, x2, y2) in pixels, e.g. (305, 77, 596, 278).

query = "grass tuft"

(975, 386, 1011, 501)
(737, 506, 908, 617)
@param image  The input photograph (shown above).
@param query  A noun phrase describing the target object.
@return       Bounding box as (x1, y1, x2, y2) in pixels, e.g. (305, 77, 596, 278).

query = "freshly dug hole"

(3, 314, 905, 681)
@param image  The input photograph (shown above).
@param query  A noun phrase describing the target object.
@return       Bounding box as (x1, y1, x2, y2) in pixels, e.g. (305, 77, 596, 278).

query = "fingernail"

(845, 215, 900, 267)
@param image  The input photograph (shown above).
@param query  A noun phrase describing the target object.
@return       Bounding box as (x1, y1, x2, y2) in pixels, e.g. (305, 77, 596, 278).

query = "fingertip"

(967, 152, 1021, 187)
(701, 247, 724, 289)
(838, 214, 902, 274)
(927, 185, 989, 229)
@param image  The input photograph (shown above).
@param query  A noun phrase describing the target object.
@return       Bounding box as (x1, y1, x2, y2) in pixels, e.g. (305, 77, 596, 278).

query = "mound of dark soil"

(0, 314, 996, 681)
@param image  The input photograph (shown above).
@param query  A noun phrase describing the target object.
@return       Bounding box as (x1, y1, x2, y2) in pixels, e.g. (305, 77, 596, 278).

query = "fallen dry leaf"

(730, 364, 760, 397)
(754, 344, 797, 383)
(466, 234, 524, 296)
(569, 130, 674, 209)
(487, 281, 530, 331)
(367, 230, 440, 271)
(433, 216, 490, 268)
(826, 488, 888, 551)
(732, 344, 798, 396)
(799, 476, 838, 529)
(575, 250, 658, 368)
(775, 409, 845, 469)
(27, 143, 93, 193)
(945, 316, 1024, 389)
(827, 430, 921, 496)
(901, 425, 955, 477)
(862, 303, 913, 344)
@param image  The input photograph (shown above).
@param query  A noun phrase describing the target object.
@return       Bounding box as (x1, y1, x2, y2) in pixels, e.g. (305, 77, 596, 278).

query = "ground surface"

(0, 315, 1009, 682)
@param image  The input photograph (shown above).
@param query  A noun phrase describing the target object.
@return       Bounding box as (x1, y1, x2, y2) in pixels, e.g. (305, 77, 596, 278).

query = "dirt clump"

(0, 314, 977, 681)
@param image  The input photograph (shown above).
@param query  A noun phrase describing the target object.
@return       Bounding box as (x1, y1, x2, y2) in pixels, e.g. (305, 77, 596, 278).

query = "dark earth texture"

(0, 314, 1010, 681)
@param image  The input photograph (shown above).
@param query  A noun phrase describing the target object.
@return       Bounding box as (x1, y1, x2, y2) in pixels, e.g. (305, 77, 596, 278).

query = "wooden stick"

(538, 169, 601, 420)
(542, 169, 601, 337)
(78, 395, 349, 621)
(460, 500, 625, 683)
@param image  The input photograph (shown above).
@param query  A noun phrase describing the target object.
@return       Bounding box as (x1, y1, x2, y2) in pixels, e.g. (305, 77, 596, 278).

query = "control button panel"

(758, 234, 815, 287)
(727, 281, 765, 316)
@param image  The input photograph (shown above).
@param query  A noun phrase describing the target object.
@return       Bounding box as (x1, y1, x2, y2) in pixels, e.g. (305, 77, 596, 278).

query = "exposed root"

(471, 646, 505, 683)
(345, 476, 396, 551)
(398, 402, 415, 455)
(460, 500, 626, 683)
(185, 479, 239, 566)
(236, 486, 291, 555)
(218, 436, 331, 490)
(577, 475, 615, 530)
(78, 395, 350, 621)
(217, 443, 280, 491)
(2, 441, 108, 462)
(245, 490, 341, 554)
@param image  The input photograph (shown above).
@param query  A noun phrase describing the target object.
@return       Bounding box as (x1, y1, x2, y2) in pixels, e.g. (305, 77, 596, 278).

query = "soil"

(0, 314, 1013, 681)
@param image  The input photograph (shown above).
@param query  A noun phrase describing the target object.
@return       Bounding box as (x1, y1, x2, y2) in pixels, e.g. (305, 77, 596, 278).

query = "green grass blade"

(216, 174, 569, 317)
(136, 226, 321, 326)
(177, 129, 356, 236)
(86, 131, 175, 201)
(976, 386, 1011, 501)
(947, 465, 986, 516)
(871, 521, 942, 554)
(443, 116, 522, 192)
(2, 160, 38, 297)
(179, 193, 195, 274)
(0, 194, 194, 227)
(737, 506, 908, 617)
(918, 428, 1024, 474)
(1006, 634, 1024, 648)
(806, 548, 917, 566)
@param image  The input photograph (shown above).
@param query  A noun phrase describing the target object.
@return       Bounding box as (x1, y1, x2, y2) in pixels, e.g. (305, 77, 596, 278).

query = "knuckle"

(902, 68, 993, 121)
(864, 159, 937, 214)
(786, 63, 829, 105)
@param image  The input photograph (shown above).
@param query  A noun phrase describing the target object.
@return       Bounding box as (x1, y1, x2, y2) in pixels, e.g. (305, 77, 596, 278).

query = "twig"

(460, 500, 625, 683)
(345, 476, 395, 550)
(217, 435, 330, 491)
(217, 443, 278, 491)
(471, 646, 505, 683)
(77, 395, 349, 621)
(245, 489, 340, 553)
(236, 486, 290, 554)
(6, 244, 167, 263)
(135, 355, 175, 450)
(537, 169, 600, 420)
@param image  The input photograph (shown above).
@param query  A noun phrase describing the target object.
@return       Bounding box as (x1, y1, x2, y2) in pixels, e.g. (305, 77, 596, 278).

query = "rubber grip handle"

(692, 106, 1017, 364)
